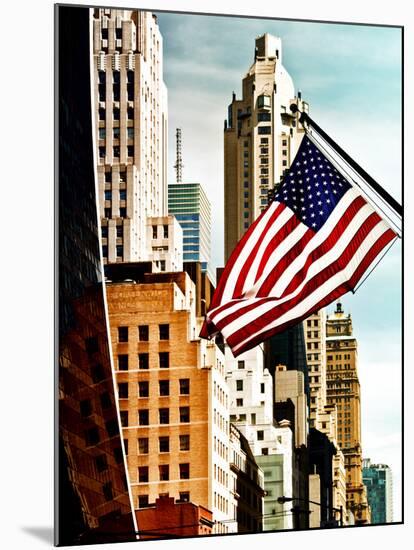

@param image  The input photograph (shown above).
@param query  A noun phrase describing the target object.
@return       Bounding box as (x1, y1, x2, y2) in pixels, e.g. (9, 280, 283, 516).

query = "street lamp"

(277, 496, 344, 527)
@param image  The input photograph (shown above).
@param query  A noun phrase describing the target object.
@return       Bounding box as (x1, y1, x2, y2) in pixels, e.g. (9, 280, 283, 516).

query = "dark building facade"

(57, 5, 136, 545)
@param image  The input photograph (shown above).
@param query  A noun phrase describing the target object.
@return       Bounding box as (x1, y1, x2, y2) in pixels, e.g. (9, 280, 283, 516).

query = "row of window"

(99, 127, 134, 140)
(118, 378, 190, 398)
(130, 434, 190, 455)
(104, 170, 126, 183)
(101, 225, 123, 238)
(152, 224, 169, 239)
(214, 464, 228, 487)
(104, 189, 127, 201)
(99, 106, 134, 121)
(99, 145, 134, 158)
(137, 463, 190, 482)
(118, 324, 169, 342)
(117, 352, 169, 371)
(327, 354, 352, 360)
(120, 406, 190, 426)
(98, 83, 134, 102)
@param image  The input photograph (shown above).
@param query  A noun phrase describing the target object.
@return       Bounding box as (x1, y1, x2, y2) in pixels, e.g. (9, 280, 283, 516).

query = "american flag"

(200, 135, 397, 357)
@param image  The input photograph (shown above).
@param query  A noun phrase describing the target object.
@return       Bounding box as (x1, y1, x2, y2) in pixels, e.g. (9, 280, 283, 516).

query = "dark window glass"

(159, 324, 169, 340)
(118, 354, 128, 370)
(104, 171, 112, 183)
(113, 127, 120, 139)
(113, 146, 120, 157)
(101, 28, 108, 39)
(138, 438, 149, 454)
(179, 434, 190, 451)
(113, 107, 120, 120)
(95, 454, 108, 473)
(138, 495, 149, 508)
(179, 463, 190, 479)
(236, 380, 243, 391)
(85, 336, 99, 354)
(261, 383, 265, 393)
(139, 410, 149, 426)
(114, 446, 123, 464)
(127, 70, 134, 83)
(139, 466, 149, 482)
(102, 244, 107, 258)
(159, 465, 169, 481)
(85, 427, 100, 446)
(139, 353, 149, 369)
(139, 325, 149, 341)
(103, 482, 113, 501)
(116, 225, 123, 238)
(100, 391, 111, 409)
(159, 436, 170, 452)
(118, 382, 128, 398)
(119, 189, 127, 201)
(123, 439, 128, 455)
(257, 430, 264, 441)
(159, 380, 169, 396)
(159, 408, 169, 424)
(179, 492, 190, 502)
(127, 107, 134, 119)
(104, 207, 111, 218)
(116, 245, 123, 257)
(105, 418, 119, 437)
(121, 411, 128, 427)
(139, 381, 149, 397)
(258, 112, 271, 122)
(127, 145, 134, 157)
(179, 406, 190, 423)
(159, 352, 169, 369)
(179, 378, 190, 395)
(119, 207, 127, 218)
(101, 226, 108, 238)
(80, 399, 92, 417)
(92, 363, 105, 384)
(99, 107, 105, 120)
(118, 326, 128, 342)
(258, 126, 271, 135)
(238, 361, 245, 369)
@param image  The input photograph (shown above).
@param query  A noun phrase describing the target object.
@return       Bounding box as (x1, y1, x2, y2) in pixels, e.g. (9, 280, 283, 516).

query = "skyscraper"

(223, 33, 308, 261)
(362, 459, 393, 524)
(168, 182, 213, 278)
(326, 302, 371, 524)
(92, 9, 169, 264)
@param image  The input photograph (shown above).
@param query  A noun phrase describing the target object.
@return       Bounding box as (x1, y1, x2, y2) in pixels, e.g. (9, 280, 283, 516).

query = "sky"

(154, 11, 402, 520)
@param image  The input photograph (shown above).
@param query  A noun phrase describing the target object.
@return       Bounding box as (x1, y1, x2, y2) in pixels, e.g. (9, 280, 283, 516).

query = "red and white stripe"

(200, 187, 396, 357)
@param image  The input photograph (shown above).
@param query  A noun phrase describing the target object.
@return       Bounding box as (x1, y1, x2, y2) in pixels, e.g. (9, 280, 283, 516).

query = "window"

(179, 492, 190, 502)
(101, 226, 108, 238)
(139, 410, 149, 425)
(123, 439, 128, 455)
(113, 107, 120, 120)
(104, 190, 112, 201)
(180, 407, 190, 423)
(257, 95, 271, 109)
(127, 145, 134, 157)
(103, 482, 113, 501)
(159, 436, 170, 453)
(139, 466, 149, 483)
(236, 380, 243, 391)
(159, 408, 169, 424)
(260, 383, 265, 393)
(138, 381, 149, 398)
(118, 382, 128, 398)
(159, 380, 170, 396)
(260, 147, 268, 155)
(258, 126, 271, 135)
(138, 495, 149, 508)
(104, 207, 111, 218)
(158, 352, 169, 369)
(99, 107, 105, 120)
(119, 189, 127, 201)
(99, 128, 106, 140)
(118, 354, 128, 371)
(236, 398, 243, 407)
(258, 112, 271, 122)
(138, 325, 149, 341)
(95, 454, 108, 473)
(179, 378, 190, 395)
(179, 463, 190, 479)
(105, 419, 119, 437)
(237, 361, 245, 369)
(159, 324, 169, 340)
(159, 465, 169, 481)
(113, 146, 120, 157)
(139, 353, 149, 369)
(100, 391, 111, 409)
(79, 399, 92, 418)
(138, 438, 149, 454)
(99, 146, 105, 158)
(163, 224, 169, 238)
(127, 107, 134, 119)
(85, 427, 100, 446)
(116, 245, 123, 258)
(113, 127, 120, 139)
(118, 326, 128, 342)
(262, 448, 269, 455)
(116, 225, 123, 238)
(120, 411, 128, 427)
(257, 430, 264, 441)
(180, 434, 190, 451)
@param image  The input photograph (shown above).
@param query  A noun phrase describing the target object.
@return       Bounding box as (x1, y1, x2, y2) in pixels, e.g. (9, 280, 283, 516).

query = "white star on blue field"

(155, 9, 402, 521)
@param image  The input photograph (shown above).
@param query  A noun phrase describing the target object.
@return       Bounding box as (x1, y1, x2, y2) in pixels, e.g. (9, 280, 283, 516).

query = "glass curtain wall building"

(168, 183, 213, 280)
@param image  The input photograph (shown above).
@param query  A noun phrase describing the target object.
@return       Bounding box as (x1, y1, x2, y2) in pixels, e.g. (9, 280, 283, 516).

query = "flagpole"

(290, 104, 402, 218)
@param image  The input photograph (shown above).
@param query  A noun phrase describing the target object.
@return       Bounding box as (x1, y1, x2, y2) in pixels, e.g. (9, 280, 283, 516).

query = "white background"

(0, 0, 411, 549)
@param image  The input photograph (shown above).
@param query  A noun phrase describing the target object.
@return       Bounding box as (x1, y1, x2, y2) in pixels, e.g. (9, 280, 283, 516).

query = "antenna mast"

(174, 128, 183, 184)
